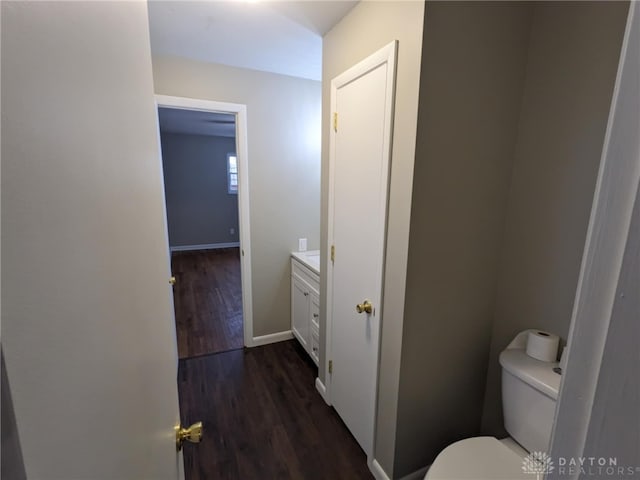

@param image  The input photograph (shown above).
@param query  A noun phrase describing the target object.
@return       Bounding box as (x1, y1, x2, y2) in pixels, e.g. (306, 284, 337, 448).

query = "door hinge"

(333, 112, 338, 132)
(330, 245, 335, 263)
(328, 360, 333, 374)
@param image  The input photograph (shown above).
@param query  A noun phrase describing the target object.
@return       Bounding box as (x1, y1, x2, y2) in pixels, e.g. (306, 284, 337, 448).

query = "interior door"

(2, 2, 183, 478)
(328, 42, 397, 456)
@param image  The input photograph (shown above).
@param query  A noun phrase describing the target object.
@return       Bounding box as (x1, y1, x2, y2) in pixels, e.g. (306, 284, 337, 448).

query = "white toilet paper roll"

(526, 330, 560, 362)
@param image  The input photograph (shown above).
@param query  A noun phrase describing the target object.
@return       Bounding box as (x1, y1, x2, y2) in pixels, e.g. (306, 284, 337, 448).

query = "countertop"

(291, 250, 320, 275)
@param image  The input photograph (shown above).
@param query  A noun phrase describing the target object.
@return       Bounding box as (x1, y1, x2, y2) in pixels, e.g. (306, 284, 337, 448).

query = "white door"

(2, 2, 183, 478)
(327, 42, 397, 456)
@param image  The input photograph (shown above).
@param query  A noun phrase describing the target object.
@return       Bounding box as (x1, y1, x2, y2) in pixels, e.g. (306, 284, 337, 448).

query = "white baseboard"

(315, 377, 330, 404)
(399, 465, 430, 480)
(170, 242, 240, 253)
(370, 459, 392, 480)
(251, 330, 293, 347)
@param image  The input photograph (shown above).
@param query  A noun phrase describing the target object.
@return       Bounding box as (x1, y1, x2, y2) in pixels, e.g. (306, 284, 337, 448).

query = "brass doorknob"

(169, 276, 176, 286)
(176, 421, 203, 451)
(356, 300, 373, 314)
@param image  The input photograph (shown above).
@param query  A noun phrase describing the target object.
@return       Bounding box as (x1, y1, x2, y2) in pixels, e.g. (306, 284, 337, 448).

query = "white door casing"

(325, 41, 398, 458)
(154, 95, 254, 348)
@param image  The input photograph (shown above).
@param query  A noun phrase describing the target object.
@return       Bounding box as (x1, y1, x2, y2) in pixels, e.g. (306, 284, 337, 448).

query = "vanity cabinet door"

(310, 292, 320, 364)
(292, 273, 311, 350)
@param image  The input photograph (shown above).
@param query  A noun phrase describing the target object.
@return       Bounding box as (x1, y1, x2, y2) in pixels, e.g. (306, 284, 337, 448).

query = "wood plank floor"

(171, 248, 243, 359)
(178, 340, 373, 480)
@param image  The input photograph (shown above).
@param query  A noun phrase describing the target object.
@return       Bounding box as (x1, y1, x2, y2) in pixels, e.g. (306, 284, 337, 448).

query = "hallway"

(172, 250, 371, 478)
(172, 248, 243, 358)
(177, 340, 373, 480)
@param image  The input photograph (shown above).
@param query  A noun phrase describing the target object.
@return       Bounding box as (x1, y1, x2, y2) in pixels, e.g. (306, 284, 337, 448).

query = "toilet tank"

(500, 349, 561, 453)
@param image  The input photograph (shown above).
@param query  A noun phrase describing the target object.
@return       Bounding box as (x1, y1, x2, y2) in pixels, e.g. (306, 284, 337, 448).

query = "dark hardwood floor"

(178, 340, 373, 480)
(172, 248, 243, 358)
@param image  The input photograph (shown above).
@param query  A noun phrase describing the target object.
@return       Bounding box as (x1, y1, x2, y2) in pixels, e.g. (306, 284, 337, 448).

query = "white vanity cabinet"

(291, 252, 320, 365)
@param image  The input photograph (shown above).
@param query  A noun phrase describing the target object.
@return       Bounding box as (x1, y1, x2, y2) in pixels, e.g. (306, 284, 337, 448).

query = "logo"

(523, 451, 555, 480)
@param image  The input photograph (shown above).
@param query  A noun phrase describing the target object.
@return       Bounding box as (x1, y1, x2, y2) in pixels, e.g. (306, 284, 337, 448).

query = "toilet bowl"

(425, 330, 561, 480)
(425, 437, 529, 480)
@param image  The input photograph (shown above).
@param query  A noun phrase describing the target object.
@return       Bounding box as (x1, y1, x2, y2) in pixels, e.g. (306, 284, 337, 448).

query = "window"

(227, 153, 238, 194)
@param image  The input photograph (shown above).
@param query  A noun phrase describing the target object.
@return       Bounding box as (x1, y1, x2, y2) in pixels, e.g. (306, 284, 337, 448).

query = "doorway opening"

(155, 95, 253, 358)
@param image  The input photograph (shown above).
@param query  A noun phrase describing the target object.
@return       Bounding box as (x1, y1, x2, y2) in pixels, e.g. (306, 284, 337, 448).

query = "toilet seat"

(425, 436, 530, 480)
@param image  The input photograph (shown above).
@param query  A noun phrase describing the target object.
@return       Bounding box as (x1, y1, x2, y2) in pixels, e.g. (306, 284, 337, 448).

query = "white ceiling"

(148, 1, 358, 81)
(158, 108, 236, 137)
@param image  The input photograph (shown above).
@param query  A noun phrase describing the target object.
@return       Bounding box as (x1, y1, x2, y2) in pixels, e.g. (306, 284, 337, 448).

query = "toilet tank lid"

(500, 349, 561, 400)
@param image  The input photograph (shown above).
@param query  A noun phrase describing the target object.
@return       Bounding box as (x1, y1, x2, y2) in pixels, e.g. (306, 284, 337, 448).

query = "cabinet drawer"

(291, 259, 319, 294)
(310, 331, 319, 365)
(311, 295, 320, 330)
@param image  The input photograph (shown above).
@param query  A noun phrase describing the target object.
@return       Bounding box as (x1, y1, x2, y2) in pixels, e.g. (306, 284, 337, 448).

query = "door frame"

(155, 94, 254, 348)
(324, 41, 397, 459)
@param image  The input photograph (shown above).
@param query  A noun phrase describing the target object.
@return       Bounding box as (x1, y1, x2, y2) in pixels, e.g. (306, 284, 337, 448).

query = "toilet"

(425, 332, 561, 479)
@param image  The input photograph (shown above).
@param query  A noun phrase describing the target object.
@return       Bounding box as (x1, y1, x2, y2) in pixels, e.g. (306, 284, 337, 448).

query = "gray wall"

(160, 132, 239, 247)
(384, 2, 627, 476)
(320, 2, 425, 476)
(152, 58, 321, 337)
(481, 1, 629, 437)
(394, 3, 534, 477)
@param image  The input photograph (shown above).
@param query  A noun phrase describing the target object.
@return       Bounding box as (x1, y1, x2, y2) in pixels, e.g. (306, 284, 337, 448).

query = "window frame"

(227, 152, 238, 195)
